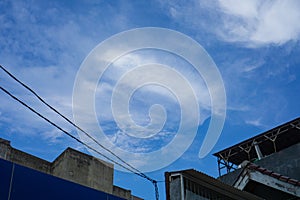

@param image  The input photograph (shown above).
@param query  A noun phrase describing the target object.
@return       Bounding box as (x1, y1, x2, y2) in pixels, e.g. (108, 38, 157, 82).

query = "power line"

(0, 65, 159, 200)
(0, 65, 148, 178)
(0, 85, 137, 174)
(0, 85, 159, 200)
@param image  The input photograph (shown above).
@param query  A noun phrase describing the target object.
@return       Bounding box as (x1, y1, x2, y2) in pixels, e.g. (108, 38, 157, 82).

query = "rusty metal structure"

(213, 117, 300, 176)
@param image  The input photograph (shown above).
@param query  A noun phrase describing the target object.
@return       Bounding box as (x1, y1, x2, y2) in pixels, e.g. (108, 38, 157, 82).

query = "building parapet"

(0, 138, 142, 200)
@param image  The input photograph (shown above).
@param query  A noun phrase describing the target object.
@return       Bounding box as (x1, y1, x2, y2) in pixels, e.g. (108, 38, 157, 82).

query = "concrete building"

(165, 117, 300, 199)
(0, 138, 142, 200)
(165, 169, 263, 200)
(214, 117, 300, 199)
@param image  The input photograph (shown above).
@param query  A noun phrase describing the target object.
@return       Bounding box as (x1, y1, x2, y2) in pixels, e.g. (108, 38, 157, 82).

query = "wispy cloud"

(157, 0, 300, 129)
(0, 0, 132, 145)
(160, 0, 300, 47)
(217, 0, 300, 46)
(245, 118, 265, 128)
(41, 129, 64, 144)
(1, 0, 298, 179)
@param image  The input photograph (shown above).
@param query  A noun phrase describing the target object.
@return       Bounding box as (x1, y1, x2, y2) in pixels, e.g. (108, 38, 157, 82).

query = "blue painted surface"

(0, 158, 13, 199)
(0, 158, 124, 200)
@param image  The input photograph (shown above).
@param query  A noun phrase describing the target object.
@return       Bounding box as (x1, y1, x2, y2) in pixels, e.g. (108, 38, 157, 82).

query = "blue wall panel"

(0, 159, 13, 199)
(0, 158, 124, 200)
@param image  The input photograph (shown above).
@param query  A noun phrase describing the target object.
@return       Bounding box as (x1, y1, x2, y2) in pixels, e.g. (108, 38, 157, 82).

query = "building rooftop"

(213, 117, 300, 175)
(232, 161, 300, 198)
(165, 169, 264, 200)
(244, 162, 300, 187)
(0, 138, 142, 200)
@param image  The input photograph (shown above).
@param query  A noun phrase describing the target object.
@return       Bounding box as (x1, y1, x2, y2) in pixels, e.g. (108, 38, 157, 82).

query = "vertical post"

(180, 175, 185, 200)
(8, 163, 15, 200)
(254, 141, 263, 160)
(217, 157, 221, 177)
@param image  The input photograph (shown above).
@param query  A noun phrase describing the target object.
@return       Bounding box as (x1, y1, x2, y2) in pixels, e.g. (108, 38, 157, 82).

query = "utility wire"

(0, 65, 141, 174)
(0, 85, 138, 175)
(0, 65, 159, 200)
(0, 85, 159, 200)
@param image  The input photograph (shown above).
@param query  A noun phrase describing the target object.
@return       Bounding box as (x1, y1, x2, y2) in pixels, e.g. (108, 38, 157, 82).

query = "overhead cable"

(0, 65, 148, 178)
(0, 65, 159, 200)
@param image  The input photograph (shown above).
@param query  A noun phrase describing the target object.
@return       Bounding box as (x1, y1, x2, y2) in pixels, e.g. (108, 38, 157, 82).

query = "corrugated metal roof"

(165, 169, 264, 200)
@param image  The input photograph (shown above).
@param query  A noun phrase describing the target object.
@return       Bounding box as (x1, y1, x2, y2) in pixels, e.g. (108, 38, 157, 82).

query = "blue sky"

(1, 0, 300, 199)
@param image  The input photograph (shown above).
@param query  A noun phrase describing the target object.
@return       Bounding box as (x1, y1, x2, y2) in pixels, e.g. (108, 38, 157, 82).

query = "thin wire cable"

(0, 65, 145, 177)
(0, 85, 140, 175)
(0, 76, 159, 200)
(0, 85, 159, 200)
(154, 181, 159, 200)
(0, 65, 157, 178)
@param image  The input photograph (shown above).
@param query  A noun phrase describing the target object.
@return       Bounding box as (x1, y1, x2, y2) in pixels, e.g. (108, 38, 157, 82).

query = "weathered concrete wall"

(219, 168, 243, 185)
(0, 138, 51, 173)
(0, 138, 142, 199)
(0, 138, 10, 159)
(255, 143, 300, 180)
(113, 185, 131, 199)
(185, 190, 204, 200)
(10, 148, 51, 173)
(169, 176, 182, 200)
(1, 138, 113, 194)
(132, 195, 144, 200)
(220, 143, 300, 185)
(244, 180, 297, 200)
(51, 148, 113, 194)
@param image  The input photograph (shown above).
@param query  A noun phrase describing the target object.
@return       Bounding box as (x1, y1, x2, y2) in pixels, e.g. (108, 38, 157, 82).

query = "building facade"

(0, 138, 142, 200)
(165, 117, 300, 200)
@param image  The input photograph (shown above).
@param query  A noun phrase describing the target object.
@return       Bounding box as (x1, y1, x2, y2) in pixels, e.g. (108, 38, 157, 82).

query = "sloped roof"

(245, 162, 300, 187)
(165, 169, 263, 200)
(233, 162, 300, 198)
(214, 117, 300, 165)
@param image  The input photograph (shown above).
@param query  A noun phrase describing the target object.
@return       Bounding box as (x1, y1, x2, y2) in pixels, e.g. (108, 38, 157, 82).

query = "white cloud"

(41, 129, 64, 144)
(217, 0, 300, 46)
(218, 0, 260, 19)
(0, 64, 77, 144)
(73, 47, 216, 170)
(161, 0, 300, 47)
(245, 118, 264, 128)
(0, 0, 132, 144)
(93, 51, 212, 133)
